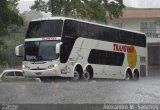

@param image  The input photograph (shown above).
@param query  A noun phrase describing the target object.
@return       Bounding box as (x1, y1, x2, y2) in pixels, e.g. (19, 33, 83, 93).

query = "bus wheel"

(133, 70, 139, 81)
(134, 73, 139, 81)
(126, 72, 132, 81)
(71, 71, 80, 81)
(82, 70, 91, 81)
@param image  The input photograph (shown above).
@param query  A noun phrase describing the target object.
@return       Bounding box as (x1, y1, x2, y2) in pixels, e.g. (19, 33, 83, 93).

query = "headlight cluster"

(54, 64, 58, 67)
(48, 64, 58, 69)
(48, 65, 54, 69)
(22, 65, 30, 69)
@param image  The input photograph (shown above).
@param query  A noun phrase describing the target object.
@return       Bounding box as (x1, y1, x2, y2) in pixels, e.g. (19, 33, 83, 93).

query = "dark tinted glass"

(26, 20, 63, 38)
(60, 20, 76, 63)
(5, 72, 15, 76)
(88, 49, 125, 66)
(60, 20, 146, 63)
(25, 41, 59, 61)
(63, 20, 146, 47)
(15, 72, 23, 76)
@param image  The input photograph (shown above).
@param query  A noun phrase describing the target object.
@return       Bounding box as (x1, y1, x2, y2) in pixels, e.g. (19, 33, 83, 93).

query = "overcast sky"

(18, 0, 160, 13)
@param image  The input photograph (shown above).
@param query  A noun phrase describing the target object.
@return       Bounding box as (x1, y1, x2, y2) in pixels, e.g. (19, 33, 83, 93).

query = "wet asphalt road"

(0, 67, 160, 104)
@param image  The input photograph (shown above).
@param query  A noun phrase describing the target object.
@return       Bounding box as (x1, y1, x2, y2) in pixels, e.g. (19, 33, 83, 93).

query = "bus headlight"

(54, 64, 58, 67)
(48, 64, 58, 69)
(22, 65, 30, 69)
(22, 64, 25, 69)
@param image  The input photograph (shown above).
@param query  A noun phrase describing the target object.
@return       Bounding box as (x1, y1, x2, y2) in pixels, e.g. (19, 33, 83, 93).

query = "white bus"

(15, 17, 147, 81)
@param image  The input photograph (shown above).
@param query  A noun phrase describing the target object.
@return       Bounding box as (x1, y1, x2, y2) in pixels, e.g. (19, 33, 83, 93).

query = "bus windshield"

(26, 20, 63, 38)
(25, 40, 60, 61)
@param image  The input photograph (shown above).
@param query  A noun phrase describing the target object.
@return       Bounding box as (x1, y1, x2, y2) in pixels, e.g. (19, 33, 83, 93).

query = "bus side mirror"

(15, 44, 24, 57)
(56, 42, 63, 54)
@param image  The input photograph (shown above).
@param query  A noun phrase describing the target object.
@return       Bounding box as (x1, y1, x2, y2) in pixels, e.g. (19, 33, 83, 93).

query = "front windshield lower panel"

(26, 20, 63, 38)
(25, 41, 60, 61)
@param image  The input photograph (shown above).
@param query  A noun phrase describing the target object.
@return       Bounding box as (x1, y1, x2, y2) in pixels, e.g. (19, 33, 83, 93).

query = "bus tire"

(82, 70, 91, 81)
(71, 70, 81, 81)
(126, 71, 132, 81)
(133, 70, 139, 81)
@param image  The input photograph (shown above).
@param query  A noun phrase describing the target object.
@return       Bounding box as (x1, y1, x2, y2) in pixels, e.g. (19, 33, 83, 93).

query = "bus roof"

(31, 17, 146, 35)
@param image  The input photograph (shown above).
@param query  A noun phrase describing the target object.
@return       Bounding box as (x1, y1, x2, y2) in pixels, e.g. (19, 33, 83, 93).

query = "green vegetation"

(0, 0, 23, 35)
(31, 0, 125, 23)
(0, 0, 25, 67)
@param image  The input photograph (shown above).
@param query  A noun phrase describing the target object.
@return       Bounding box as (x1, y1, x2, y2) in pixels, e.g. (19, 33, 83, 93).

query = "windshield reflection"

(25, 41, 60, 61)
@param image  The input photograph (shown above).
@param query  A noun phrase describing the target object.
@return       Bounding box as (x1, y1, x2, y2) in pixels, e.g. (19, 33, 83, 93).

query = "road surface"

(0, 66, 160, 104)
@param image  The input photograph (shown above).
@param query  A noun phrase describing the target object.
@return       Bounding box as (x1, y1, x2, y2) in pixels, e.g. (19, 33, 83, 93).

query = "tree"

(8, 0, 20, 13)
(0, 0, 24, 35)
(0, 0, 24, 66)
(105, 0, 125, 19)
(30, 0, 125, 23)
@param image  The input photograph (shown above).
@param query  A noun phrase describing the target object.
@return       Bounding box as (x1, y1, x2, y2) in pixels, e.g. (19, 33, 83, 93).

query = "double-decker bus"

(15, 17, 147, 81)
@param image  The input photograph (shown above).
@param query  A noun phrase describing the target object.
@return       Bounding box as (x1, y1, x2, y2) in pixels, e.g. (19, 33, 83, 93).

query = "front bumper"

(23, 68, 60, 78)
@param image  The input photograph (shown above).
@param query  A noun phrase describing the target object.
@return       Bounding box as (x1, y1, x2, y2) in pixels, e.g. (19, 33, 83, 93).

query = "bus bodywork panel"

(20, 17, 147, 80)
(68, 37, 146, 79)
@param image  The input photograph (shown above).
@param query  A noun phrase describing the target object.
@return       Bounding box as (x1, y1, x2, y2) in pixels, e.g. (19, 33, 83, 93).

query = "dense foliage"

(31, 0, 125, 22)
(0, 0, 23, 35)
(0, 0, 24, 67)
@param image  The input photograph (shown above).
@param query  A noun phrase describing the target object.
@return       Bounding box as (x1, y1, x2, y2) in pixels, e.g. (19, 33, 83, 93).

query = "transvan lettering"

(113, 44, 134, 53)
